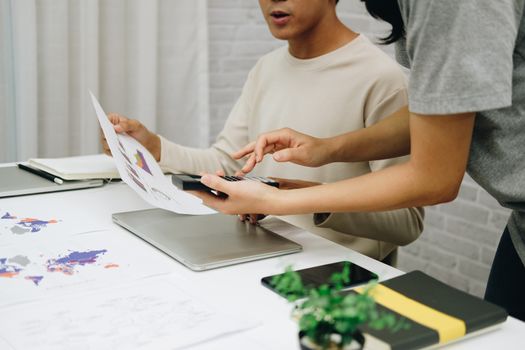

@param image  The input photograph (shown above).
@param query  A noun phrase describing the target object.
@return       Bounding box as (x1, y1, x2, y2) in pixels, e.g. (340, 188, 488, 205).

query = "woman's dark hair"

(361, 0, 405, 45)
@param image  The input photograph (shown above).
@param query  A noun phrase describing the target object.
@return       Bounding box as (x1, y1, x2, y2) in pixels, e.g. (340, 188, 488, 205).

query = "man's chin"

(268, 27, 295, 41)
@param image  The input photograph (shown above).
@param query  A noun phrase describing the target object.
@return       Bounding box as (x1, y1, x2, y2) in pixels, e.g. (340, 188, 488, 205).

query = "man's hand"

(231, 128, 332, 174)
(101, 113, 161, 161)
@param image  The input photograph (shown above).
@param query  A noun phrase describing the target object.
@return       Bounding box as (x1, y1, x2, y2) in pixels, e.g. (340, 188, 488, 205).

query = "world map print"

(47, 250, 110, 275)
(0, 255, 42, 285)
(0, 257, 25, 278)
(1, 212, 58, 235)
(0, 250, 118, 286)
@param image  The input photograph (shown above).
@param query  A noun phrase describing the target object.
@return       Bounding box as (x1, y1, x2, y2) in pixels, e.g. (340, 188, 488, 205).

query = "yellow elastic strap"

(355, 284, 466, 343)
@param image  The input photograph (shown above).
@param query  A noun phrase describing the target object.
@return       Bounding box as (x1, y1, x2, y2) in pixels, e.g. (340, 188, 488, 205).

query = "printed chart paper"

(0, 275, 257, 350)
(90, 92, 215, 215)
(0, 230, 173, 307)
(0, 180, 158, 248)
(0, 204, 106, 247)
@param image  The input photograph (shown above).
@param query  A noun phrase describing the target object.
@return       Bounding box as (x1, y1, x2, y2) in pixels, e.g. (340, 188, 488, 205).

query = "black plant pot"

(298, 330, 365, 350)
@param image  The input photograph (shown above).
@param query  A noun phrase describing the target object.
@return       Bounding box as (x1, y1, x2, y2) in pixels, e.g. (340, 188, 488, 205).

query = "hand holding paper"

(101, 113, 162, 162)
(90, 91, 215, 215)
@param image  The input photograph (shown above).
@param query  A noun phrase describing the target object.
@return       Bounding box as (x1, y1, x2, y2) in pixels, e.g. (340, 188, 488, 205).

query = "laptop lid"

(0, 165, 104, 198)
(112, 208, 302, 271)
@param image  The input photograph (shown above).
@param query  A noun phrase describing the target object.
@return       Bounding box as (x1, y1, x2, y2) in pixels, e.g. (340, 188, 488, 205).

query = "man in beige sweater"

(102, 0, 423, 263)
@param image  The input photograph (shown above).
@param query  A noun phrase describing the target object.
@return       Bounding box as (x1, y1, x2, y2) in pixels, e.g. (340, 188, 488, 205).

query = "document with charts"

(90, 92, 215, 215)
(0, 230, 174, 307)
(0, 197, 108, 247)
(0, 274, 258, 350)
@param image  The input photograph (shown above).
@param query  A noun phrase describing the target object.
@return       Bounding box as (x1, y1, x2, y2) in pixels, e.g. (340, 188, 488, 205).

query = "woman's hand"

(231, 128, 333, 174)
(237, 178, 321, 224)
(192, 174, 281, 216)
(101, 113, 161, 161)
(203, 170, 272, 224)
(270, 178, 321, 190)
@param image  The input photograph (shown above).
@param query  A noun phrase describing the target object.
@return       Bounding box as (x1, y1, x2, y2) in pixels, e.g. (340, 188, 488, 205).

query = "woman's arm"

(198, 111, 475, 215)
(233, 106, 411, 173)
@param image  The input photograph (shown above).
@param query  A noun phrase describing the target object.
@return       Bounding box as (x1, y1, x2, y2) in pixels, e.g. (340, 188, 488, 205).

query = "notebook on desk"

(27, 153, 171, 180)
(112, 208, 302, 271)
(0, 165, 104, 198)
(354, 271, 508, 350)
(27, 154, 120, 180)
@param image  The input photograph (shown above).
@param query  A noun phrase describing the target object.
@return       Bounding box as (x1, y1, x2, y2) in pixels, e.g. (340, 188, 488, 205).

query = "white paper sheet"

(0, 203, 107, 247)
(90, 92, 215, 215)
(0, 230, 174, 307)
(0, 274, 258, 350)
(0, 336, 14, 350)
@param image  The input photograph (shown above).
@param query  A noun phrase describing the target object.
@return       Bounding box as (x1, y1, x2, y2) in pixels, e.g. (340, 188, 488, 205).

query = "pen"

(17, 163, 64, 185)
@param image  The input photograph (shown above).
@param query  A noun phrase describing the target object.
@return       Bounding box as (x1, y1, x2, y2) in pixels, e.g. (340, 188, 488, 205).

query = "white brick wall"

(398, 175, 511, 297)
(208, 0, 282, 142)
(207, 0, 511, 297)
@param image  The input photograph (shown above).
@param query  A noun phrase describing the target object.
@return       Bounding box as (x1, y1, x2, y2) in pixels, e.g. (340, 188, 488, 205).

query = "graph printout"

(0, 275, 257, 350)
(0, 198, 109, 247)
(0, 230, 173, 307)
(91, 92, 215, 215)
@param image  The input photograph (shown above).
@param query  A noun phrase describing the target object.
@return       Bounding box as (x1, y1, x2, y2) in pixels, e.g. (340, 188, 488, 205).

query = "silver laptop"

(112, 208, 302, 271)
(0, 165, 104, 198)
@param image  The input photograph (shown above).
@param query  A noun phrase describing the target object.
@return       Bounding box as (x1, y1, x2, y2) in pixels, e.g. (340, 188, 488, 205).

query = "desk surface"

(0, 181, 523, 349)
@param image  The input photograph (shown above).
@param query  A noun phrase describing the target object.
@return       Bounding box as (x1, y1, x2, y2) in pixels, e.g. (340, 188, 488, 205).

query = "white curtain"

(0, 0, 209, 162)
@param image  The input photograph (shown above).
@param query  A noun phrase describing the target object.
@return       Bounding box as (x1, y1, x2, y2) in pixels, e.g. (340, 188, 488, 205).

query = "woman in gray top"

(195, 0, 525, 321)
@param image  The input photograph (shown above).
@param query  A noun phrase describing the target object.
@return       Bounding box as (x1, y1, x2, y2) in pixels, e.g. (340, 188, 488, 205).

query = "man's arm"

(314, 207, 424, 247)
(158, 99, 248, 175)
(154, 69, 258, 175)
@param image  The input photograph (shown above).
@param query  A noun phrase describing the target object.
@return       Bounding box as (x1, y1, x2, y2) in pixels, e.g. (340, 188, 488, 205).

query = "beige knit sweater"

(159, 35, 423, 261)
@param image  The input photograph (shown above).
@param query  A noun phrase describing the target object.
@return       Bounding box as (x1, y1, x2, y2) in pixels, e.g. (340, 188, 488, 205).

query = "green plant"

(270, 263, 409, 349)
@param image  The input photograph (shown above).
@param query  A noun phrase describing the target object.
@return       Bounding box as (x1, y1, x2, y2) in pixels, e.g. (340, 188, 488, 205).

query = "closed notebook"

(28, 154, 119, 180)
(354, 271, 508, 350)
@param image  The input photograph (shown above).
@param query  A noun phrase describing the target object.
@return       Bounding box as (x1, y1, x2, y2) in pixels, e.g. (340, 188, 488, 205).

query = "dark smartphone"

(261, 261, 378, 298)
(172, 174, 279, 192)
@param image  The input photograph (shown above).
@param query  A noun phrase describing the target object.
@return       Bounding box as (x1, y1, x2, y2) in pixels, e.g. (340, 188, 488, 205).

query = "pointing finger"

(241, 154, 257, 174)
(232, 141, 256, 160)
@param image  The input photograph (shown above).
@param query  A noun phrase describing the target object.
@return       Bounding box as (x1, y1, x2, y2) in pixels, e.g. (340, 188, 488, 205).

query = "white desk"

(0, 182, 523, 349)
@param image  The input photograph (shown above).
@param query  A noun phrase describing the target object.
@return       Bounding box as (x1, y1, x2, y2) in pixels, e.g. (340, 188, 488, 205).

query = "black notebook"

(354, 271, 508, 350)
